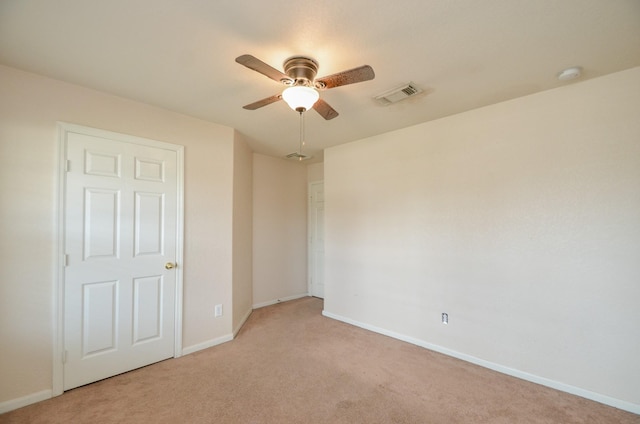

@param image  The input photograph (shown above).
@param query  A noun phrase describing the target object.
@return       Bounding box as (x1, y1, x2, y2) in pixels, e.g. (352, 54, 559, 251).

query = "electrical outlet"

(441, 313, 448, 324)
(215, 304, 223, 317)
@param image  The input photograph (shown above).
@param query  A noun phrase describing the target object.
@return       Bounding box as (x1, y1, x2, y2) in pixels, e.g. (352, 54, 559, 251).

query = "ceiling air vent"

(374, 82, 423, 105)
(285, 152, 312, 161)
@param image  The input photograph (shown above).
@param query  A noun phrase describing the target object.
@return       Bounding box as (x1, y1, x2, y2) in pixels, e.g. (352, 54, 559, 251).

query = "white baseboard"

(252, 293, 309, 309)
(322, 310, 640, 415)
(233, 307, 253, 337)
(181, 333, 233, 356)
(2, 335, 234, 413)
(0, 389, 52, 414)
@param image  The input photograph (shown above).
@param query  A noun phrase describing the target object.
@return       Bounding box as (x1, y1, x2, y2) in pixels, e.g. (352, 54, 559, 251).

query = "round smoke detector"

(557, 67, 582, 81)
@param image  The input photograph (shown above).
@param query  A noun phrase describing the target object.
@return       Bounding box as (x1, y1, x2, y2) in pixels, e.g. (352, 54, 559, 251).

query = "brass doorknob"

(165, 262, 176, 270)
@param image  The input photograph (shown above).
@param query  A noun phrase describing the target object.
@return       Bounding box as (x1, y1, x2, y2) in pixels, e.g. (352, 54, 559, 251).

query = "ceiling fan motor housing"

(283, 57, 319, 87)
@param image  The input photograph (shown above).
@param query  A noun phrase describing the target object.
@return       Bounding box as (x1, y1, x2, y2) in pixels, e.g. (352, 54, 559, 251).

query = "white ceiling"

(1, 0, 639, 162)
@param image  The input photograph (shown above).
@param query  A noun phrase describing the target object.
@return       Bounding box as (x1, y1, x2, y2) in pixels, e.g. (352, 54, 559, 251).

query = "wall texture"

(0, 65, 237, 405)
(324, 67, 640, 411)
(252, 154, 308, 307)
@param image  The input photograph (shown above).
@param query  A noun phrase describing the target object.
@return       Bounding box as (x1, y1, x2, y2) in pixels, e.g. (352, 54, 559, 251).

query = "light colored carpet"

(1, 297, 638, 423)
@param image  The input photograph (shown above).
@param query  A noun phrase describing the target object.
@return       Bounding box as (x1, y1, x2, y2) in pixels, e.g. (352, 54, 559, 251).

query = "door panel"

(134, 192, 164, 256)
(135, 157, 164, 181)
(84, 188, 120, 259)
(132, 275, 163, 344)
(82, 280, 118, 356)
(85, 150, 121, 177)
(63, 129, 179, 390)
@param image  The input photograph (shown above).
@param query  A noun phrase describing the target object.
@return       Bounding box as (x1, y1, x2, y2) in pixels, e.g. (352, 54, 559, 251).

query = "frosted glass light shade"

(282, 86, 319, 111)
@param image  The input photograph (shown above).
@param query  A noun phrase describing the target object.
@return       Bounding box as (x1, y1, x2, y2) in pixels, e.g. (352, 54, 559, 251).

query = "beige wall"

(307, 162, 324, 182)
(324, 67, 640, 410)
(0, 65, 236, 404)
(232, 131, 254, 334)
(252, 154, 308, 307)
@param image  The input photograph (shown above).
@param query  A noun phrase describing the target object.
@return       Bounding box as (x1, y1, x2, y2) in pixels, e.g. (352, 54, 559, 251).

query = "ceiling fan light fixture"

(282, 86, 319, 112)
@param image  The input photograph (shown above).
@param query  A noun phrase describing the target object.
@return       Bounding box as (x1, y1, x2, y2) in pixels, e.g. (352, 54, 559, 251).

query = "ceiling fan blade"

(315, 65, 375, 90)
(236, 54, 291, 84)
(313, 98, 339, 120)
(242, 94, 282, 110)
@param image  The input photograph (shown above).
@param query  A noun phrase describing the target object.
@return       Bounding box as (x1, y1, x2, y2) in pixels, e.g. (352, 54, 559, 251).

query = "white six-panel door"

(61, 125, 182, 390)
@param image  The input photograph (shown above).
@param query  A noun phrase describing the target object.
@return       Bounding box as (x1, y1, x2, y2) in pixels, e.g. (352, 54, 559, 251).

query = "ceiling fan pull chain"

(298, 111, 305, 160)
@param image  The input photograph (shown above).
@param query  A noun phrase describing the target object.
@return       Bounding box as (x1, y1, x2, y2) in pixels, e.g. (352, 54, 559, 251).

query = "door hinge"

(62, 350, 68, 364)
(65, 159, 71, 172)
(64, 254, 69, 267)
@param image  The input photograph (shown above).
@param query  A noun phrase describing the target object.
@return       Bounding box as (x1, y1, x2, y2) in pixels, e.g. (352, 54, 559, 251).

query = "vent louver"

(374, 82, 423, 105)
(285, 152, 312, 161)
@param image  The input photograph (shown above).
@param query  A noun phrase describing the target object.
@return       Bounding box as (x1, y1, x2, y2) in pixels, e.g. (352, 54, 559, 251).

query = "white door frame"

(307, 180, 324, 297)
(53, 122, 185, 396)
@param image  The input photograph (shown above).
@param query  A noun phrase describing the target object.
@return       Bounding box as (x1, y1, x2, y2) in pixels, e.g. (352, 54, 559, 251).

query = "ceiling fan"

(235, 54, 375, 120)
